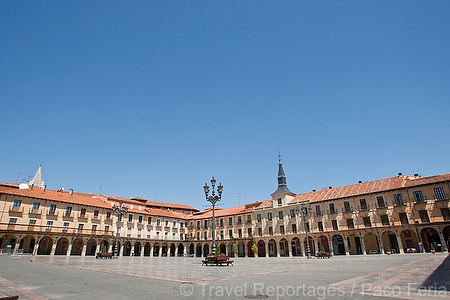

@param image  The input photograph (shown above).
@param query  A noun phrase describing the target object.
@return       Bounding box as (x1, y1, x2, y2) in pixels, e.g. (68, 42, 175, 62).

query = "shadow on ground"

(420, 254, 450, 290)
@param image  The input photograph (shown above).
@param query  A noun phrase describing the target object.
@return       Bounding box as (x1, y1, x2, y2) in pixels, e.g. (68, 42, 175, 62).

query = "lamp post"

(297, 203, 311, 259)
(203, 177, 223, 255)
(112, 201, 128, 258)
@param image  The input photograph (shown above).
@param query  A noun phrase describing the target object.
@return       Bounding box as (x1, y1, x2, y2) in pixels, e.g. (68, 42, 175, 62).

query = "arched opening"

(86, 239, 97, 256)
(318, 236, 329, 253)
(153, 243, 160, 256)
(268, 239, 277, 257)
(279, 238, 289, 257)
(196, 244, 202, 257)
(420, 227, 442, 252)
(100, 240, 109, 253)
(258, 240, 266, 257)
(291, 237, 301, 256)
(169, 243, 176, 256)
(189, 243, 195, 256)
(112, 241, 121, 256)
(55, 237, 69, 255)
(19, 235, 35, 254)
(219, 243, 226, 255)
(144, 242, 151, 256)
(0, 234, 16, 252)
(381, 231, 399, 254)
(161, 243, 168, 256)
(332, 235, 345, 255)
(203, 244, 209, 257)
(247, 241, 255, 257)
(347, 234, 363, 254)
(304, 236, 315, 255)
(37, 236, 53, 255)
(443, 226, 450, 251)
(123, 241, 132, 256)
(71, 238, 83, 255)
(177, 243, 184, 256)
(134, 242, 141, 256)
(363, 232, 380, 254)
(238, 242, 245, 257)
(400, 229, 419, 252)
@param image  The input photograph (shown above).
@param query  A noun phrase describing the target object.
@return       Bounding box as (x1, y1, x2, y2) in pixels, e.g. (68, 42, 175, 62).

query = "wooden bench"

(96, 252, 113, 259)
(202, 255, 234, 266)
(315, 252, 332, 258)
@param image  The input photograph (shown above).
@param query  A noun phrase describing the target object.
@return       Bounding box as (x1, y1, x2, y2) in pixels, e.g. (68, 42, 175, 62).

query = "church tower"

(29, 166, 45, 189)
(271, 155, 295, 207)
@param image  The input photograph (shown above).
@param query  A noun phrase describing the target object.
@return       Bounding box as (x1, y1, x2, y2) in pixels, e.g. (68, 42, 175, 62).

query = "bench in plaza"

(202, 255, 234, 266)
(315, 252, 332, 258)
(96, 252, 113, 259)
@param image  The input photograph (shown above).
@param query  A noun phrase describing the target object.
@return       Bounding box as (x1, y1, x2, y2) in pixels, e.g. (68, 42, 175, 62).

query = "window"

(247, 215, 251, 223)
(106, 211, 111, 219)
(32, 202, 40, 210)
(49, 204, 57, 214)
(394, 194, 404, 206)
(173, 220, 177, 228)
(343, 201, 351, 212)
(247, 228, 252, 237)
(237, 216, 242, 224)
(228, 229, 233, 239)
(128, 214, 134, 222)
(94, 210, 99, 219)
(165, 219, 170, 227)
(376, 196, 386, 208)
(180, 222, 184, 229)
(80, 208, 86, 217)
(280, 225, 285, 234)
(315, 205, 322, 216)
(137, 227, 142, 237)
(434, 187, 447, 200)
(292, 223, 297, 233)
(13, 200, 22, 208)
(268, 212, 272, 221)
(219, 218, 224, 227)
(258, 228, 262, 236)
(277, 198, 282, 205)
(359, 199, 368, 210)
(329, 203, 336, 214)
(380, 215, 390, 226)
(317, 221, 324, 232)
(238, 229, 242, 238)
(290, 209, 296, 218)
(204, 220, 208, 228)
(278, 211, 283, 219)
(28, 219, 36, 230)
(257, 214, 262, 222)
(8, 218, 17, 230)
(156, 219, 161, 226)
(331, 220, 338, 231)
(413, 191, 425, 203)
(441, 208, 450, 221)
(78, 224, 84, 233)
(363, 217, 372, 227)
(92, 224, 97, 233)
(399, 212, 409, 225)
(138, 215, 143, 223)
(419, 210, 430, 223)
(63, 222, 69, 232)
(65, 206, 72, 215)
(147, 216, 152, 224)
(346, 219, 354, 229)
(203, 231, 207, 240)
(305, 223, 310, 232)
(104, 226, 109, 233)
(46, 221, 53, 230)
(228, 217, 233, 226)
(268, 226, 273, 235)
(196, 232, 200, 240)
(127, 227, 132, 237)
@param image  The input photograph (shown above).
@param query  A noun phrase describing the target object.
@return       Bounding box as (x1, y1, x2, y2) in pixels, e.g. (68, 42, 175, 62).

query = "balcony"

(78, 214, 88, 222)
(29, 208, 42, 216)
(375, 203, 387, 209)
(342, 206, 354, 213)
(313, 211, 323, 217)
(46, 210, 59, 218)
(327, 209, 337, 215)
(9, 206, 23, 217)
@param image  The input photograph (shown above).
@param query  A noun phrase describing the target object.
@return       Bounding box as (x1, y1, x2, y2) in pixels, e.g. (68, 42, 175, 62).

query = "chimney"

(69, 188, 73, 196)
(398, 172, 402, 176)
(44, 185, 46, 192)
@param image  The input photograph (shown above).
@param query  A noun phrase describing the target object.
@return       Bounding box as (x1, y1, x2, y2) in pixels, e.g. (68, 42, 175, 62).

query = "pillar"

(140, 244, 144, 257)
(315, 238, 320, 255)
(66, 243, 72, 256)
(244, 243, 248, 257)
(158, 245, 162, 257)
(33, 242, 39, 256)
(396, 234, 405, 254)
(150, 244, 154, 257)
(130, 244, 135, 256)
(344, 235, 350, 255)
(360, 235, 367, 255)
(265, 241, 269, 258)
(108, 243, 113, 253)
(81, 244, 87, 256)
(50, 242, 57, 256)
(175, 245, 179, 257)
(95, 243, 100, 254)
(12, 240, 21, 255)
(119, 244, 124, 257)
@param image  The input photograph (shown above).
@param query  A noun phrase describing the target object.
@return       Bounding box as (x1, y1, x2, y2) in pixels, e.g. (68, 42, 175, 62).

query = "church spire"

(29, 166, 45, 189)
(271, 154, 292, 195)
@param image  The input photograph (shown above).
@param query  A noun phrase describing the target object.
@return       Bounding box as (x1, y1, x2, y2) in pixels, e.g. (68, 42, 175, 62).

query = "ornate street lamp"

(297, 203, 311, 259)
(112, 201, 128, 258)
(203, 177, 223, 255)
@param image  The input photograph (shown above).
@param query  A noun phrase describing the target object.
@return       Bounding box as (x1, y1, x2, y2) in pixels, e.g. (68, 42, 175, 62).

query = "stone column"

(12, 240, 21, 255)
(140, 244, 145, 257)
(175, 245, 179, 257)
(265, 241, 269, 258)
(344, 236, 350, 255)
(95, 243, 101, 254)
(158, 245, 162, 257)
(130, 244, 135, 257)
(396, 234, 405, 254)
(66, 243, 73, 256)
(81, 244, 87, 256)
(360, 235, 367, 255)
(315, 238, 320, 255)
(33, 242, 39, 256)
(119, 244, 124, 257)
(150, 244, 154, 257)
(301, 238, 306, 257)
(244, 243, 248, 257)
(50, 242, 57, 256)
(108, 243, 113, 253)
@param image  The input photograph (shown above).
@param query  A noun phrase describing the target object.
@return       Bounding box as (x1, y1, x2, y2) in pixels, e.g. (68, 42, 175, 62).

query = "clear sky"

(1, 1, 449, 210)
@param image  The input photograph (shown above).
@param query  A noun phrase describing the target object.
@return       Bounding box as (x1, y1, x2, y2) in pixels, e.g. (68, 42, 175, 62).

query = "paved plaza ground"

(0, 253, 449, 300)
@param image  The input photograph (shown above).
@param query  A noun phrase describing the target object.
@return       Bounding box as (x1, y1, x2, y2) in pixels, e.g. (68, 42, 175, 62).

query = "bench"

(315, 252, 332, 258)
(96, 252, 113, 259)
(202, 255, 234, 266)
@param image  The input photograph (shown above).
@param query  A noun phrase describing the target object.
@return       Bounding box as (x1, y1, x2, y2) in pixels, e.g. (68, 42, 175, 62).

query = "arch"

(219, 243, 226, 255)
(443, 226, 450, 251)
(203, 244, 209, 257)
(238, 242, 245, 257)
(400, 229, 419, 252)
(196, 244, 202, 257)
(258, 240, 266, 257)
(318, 236, 329, 253)
(112, 241, 121, 256)
(144, 242, 151, 256)
(332, 235, 345, 255)
(291, 237, 301, 256)
(100, 240, 109, 253)
(420, 227, 442, 252)
(0, 234, 16, 250)
(279, 238, 289, 257)
(153, 243, 160, 256)
(134, 242, 141, 256)
(71, 238, 84, 255)
(177, 243, 184, 256)
(363, 232, 379, 254)
(247, 241, 255, 257)
(19, 235, 35, 254)
(55, 237, 69, 255)
(189, 243, 195, 256)
(169, 243, 176, 256)
(381, 230, 399, 254)
(38, 236, 53, 255)
(123, 241, 132, 256)
(86, 239, 97, 256)
(268, 239, 277, 257)
(304, 236, 315, 255)
(346, 234, 363, 255)
(161, 243, 168, 256)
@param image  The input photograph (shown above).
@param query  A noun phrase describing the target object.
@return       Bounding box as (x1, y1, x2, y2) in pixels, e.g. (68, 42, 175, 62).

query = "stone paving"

(0, 253, 449, 300)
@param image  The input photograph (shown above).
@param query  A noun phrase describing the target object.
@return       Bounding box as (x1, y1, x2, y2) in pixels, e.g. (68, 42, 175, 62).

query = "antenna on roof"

(99, 185, 102, 196)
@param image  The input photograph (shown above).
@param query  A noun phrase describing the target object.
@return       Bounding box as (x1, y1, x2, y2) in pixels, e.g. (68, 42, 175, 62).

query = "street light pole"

(203, 177, 223, 255)
(299, 203, 311, 259)
(112, 201, 128, 258)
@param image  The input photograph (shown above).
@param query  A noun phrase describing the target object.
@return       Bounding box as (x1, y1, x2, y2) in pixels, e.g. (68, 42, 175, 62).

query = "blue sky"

(1, 1, 449, 210)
